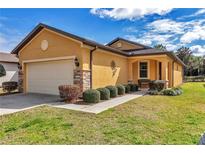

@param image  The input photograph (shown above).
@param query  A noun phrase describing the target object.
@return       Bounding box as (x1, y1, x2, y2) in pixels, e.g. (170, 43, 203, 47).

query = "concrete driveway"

(0, 93, 59, 116)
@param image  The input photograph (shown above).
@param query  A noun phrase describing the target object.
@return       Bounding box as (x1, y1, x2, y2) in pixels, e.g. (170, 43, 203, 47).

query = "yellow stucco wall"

(17, 27, 183, 92)
(173, 62, 183, 86)
(132, 59, 157, 83)
(132, 62, 138, 83)
(92, 49, 128, 89)
(18, 29, 88, 92)
(19, 29, 84, 65)
(150, 60, 157, 80)
(110, 40, 144, 51)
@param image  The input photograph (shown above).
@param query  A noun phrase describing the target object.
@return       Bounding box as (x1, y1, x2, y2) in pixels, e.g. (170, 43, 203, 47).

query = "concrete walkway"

(0, 91, 146, 116)
(51, 90, 146, 114)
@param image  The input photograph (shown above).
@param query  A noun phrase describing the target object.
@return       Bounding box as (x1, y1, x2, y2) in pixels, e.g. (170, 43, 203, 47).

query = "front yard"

(0, 82, 205, 144)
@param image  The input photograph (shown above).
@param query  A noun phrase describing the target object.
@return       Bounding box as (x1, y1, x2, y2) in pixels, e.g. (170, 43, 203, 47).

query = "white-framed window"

(138, 60, 149, 79)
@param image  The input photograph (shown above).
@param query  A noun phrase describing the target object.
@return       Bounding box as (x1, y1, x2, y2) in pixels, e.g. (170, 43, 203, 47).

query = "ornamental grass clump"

(58, 85, 80, 103)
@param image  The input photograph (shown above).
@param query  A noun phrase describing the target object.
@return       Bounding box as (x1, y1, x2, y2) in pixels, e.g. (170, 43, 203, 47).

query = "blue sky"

(0, 8, 205, 56)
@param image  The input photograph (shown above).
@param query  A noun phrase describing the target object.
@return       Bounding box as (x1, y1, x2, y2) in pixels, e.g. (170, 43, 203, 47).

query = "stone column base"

(18, 70, 24, 93)
(74, 69, 91, 95)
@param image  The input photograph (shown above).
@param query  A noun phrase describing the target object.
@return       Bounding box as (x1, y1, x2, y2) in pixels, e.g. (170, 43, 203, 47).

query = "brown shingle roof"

(11, 23, 185, 66)
(106, 37, 152, 49)
(0, 52, 18, 63)
(11, 23, 127, 56)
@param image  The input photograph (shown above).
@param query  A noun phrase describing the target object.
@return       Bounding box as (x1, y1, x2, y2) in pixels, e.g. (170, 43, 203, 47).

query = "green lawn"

(0, 82, 205, 144)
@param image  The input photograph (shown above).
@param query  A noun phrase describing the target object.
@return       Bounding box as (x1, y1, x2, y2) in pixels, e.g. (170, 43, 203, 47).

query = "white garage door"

(27, 59, 74, 95)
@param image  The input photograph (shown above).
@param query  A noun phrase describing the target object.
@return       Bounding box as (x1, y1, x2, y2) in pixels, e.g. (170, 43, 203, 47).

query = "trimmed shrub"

(129, 83, 139, 92)
(149, 80, 165, 91)
(148, 90, 159, 95)
(123, 84, 131, 93)
(116, 84, 125, 95)
(173, 87, 183, 95)
(160, 88, 177, 96)
(106, 85, 118, 98)
(83, 89, 100, 103)
(58, 85, 80, 103)
(2, 81, 18, 93)
(97, 88, 110, 100)
(138, 79, 150, 87)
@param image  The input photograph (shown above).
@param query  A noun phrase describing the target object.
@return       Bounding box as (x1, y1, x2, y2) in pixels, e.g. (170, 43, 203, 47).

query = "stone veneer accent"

(74, 69, 91, 94)
(18, 69, 24, 93)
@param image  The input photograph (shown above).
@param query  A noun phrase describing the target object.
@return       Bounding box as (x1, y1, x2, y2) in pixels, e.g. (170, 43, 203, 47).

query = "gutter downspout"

(172, 61, 174, 87)
(90, 46, 97, 89)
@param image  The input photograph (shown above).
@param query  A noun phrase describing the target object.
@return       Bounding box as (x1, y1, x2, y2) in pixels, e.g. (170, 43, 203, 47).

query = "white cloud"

(0, 35, 7, 45)
(125, 33, 173, 47)
(180, 25, 205, 43)
(123, 26, 139, 33)
(177, 9, 205, 20)
(90, 8, 172, 20)
(0, 32, 23, 52)
(194, 9, 205, 16)
(166, 44, 178, 51)
(147, 19, 184, 34)
(125, 18, 205, 45)
(190, 45, 205, 56)
(125, 35, 152, 46)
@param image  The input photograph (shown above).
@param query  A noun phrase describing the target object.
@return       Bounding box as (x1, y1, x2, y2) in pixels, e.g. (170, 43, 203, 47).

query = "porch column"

(128, 60, 133, 83)
(161, 61, 169, 88)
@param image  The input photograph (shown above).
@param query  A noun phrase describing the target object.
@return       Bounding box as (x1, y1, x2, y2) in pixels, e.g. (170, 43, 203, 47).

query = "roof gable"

(11, 23, 127, 56)
(106, 37, 151, 50)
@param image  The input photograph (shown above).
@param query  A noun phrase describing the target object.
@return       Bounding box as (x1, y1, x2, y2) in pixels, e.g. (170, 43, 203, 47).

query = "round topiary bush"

(105, 85, 118, 98)
(123, 84, 131, 93)
(129, 84, 139, 92)
(97, 88, 110, 100)
(83, 89, 100, 103)
(116, 84, 125, 95)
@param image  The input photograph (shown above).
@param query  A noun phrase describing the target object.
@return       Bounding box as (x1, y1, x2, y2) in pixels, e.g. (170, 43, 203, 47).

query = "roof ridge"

(12, 23, 128, 56)
(11, 23, 185, 66)
(106, 37, 152, 49)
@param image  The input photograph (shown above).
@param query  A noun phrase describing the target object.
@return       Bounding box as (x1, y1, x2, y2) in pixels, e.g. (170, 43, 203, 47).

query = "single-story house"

(0, 52, 19, 86)
(11, 23, 185, 95)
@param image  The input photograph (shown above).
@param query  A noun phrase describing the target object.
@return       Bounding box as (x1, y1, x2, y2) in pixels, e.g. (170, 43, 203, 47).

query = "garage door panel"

(27, 59, 74, 95)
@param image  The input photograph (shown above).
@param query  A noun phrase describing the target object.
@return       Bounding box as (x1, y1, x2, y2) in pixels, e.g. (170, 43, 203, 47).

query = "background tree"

(154, 44, 205, 76)
(176, 47, 193, 76)
(154, 44, 167, 50)
(0, 64, 6, 77)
